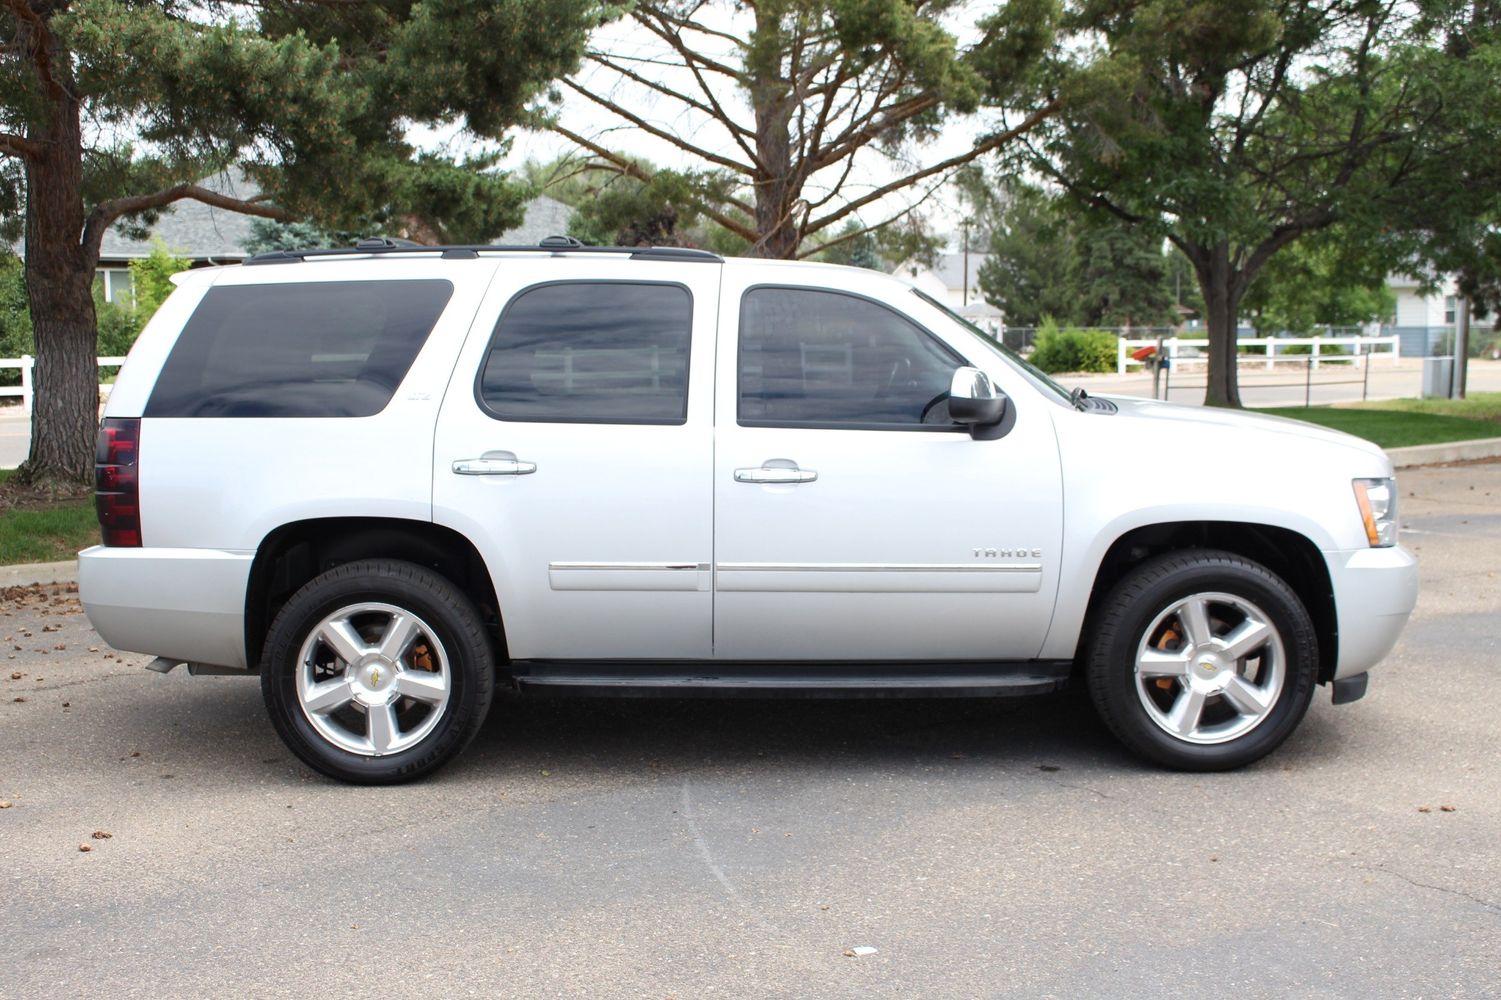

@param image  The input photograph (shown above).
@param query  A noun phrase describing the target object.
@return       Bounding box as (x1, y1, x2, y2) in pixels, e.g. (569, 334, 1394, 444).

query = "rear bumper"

(78, 545, 253, 669)
(1327, 545, 1419, 680)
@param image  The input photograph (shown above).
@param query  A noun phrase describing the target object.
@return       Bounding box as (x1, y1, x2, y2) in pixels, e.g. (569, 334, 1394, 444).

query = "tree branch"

(561, 78, 755, 177)
(805, 101, 1059, 237)
(795, 175, 947, 260)
(0, 131, 42, 160)
(549, 123, 760, 243)
(82, 184, 290, 260)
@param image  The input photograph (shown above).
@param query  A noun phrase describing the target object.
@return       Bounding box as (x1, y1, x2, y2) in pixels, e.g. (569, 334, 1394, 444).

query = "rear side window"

(145, 280, 453, 418)
(477, 281, 692, 424)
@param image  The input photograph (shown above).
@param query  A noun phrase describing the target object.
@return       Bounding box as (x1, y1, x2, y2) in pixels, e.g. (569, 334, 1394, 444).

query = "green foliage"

(128, 241, 193, 321)
(1029, 320, 1117, 373)
(1243, 231, 1395, 335)
(0, 255, 32, 385)
(977, 178, 1175, 328)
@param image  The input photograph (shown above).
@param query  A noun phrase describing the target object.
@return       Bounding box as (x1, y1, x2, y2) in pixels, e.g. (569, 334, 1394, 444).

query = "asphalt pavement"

(2, 463, 1499, 999)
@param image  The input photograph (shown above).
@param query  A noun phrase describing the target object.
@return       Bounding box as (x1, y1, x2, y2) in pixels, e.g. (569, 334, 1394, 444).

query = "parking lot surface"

(2, 463, 1499, 999)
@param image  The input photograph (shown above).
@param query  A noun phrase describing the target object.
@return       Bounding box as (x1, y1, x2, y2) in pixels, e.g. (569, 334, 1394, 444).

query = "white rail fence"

(0, 355, 127, 414)
(1116, 335, 1401, 374)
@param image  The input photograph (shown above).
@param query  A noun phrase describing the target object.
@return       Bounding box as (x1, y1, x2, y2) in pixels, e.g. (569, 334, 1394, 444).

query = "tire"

(260, 559, 494, 784)
(1085, 549, 1318, 771)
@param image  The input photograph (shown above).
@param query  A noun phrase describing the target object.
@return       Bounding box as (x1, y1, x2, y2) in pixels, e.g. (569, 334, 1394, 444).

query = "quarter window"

(478, 282, 692, 424)
(145, 279, 453, 418)
(738, 287, 964, 428)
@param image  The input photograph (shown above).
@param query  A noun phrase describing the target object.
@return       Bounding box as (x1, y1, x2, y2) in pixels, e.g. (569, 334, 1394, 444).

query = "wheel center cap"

(351, 655, 398, 703)
(1194, 656, 1225, 681)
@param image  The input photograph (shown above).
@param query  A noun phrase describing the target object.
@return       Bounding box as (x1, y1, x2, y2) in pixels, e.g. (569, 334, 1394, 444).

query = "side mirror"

(948, 367, 1010, 438)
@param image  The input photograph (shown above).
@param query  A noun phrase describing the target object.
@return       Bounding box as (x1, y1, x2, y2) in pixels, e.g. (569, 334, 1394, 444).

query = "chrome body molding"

(715, 561, 1044, 594)
(548, 561, 712, 592)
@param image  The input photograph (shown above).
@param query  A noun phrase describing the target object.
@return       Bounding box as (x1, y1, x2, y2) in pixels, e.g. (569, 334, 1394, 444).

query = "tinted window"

(478, 282, 691, 424)
(146, 280, 453, 418)
(738, 287, 964, 428)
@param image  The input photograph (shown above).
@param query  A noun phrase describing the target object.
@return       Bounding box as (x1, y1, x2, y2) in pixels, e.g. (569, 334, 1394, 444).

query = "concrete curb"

(0, 559, 77, 588)
(1387, 436, 1501, 469)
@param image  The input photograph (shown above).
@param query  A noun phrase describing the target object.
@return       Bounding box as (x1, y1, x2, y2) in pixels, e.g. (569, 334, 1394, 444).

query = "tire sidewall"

(1089, 553, 1318, 771)
(261, 561, 493, 784)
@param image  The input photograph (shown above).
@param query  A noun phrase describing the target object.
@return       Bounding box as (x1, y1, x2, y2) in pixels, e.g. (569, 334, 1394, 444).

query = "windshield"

(910, 289, 1076, 406)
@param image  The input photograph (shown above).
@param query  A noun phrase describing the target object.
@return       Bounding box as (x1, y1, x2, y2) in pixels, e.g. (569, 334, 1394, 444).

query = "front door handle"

(452, 456, 536, 476)
(734, 463, 817, 484)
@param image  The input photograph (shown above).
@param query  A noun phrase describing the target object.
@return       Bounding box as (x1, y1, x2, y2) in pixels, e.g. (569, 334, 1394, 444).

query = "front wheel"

(260, 559, 494, 784)
(1085, 550, 1318, 771)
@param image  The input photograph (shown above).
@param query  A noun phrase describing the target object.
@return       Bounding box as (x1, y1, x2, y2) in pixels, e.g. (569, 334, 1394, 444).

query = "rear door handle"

(452, 456, 536, 476)
(734, 463, 817, 484)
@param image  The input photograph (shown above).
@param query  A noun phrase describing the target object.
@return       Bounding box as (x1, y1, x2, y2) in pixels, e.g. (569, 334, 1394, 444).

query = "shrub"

(1030, 323, 1118, 373)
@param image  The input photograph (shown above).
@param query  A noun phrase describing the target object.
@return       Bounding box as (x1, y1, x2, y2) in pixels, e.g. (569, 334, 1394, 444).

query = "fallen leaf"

(1440, 804, 1457, 812)
(9, 672, 21, 680)
(12, 697, 25, 703)
(1417, 806, 1432, 813)
(0, 800, 12, 809)
(91, 830, 112, 840)
(78, 843, 92, 853)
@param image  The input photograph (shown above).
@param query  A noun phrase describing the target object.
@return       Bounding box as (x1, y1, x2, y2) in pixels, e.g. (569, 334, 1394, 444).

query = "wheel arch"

(245, 517, 503, 670)
(1076, 521, 1337, 683)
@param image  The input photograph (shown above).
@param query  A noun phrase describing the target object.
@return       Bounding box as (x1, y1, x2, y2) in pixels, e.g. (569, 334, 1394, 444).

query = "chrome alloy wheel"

(1133, 591, 1286, 745)
(294, 602, 452, 757)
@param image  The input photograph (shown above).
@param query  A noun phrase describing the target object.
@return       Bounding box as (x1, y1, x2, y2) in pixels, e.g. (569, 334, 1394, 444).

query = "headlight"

(1352, 478, 1398, 547)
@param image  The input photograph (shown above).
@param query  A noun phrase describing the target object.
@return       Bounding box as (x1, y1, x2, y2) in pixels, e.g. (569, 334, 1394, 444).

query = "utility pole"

(960, 220, 971, 307)
(1453, 295, 1470, 399)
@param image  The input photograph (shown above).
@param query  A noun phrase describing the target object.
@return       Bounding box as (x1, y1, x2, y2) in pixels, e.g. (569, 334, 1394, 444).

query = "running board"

(508, 660, 1072, 699)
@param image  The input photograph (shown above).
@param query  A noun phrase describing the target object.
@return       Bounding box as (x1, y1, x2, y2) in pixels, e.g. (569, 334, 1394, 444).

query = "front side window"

(146, 279, 453, 418)
(478, 282, 691, 424)
(738, 286, 964, 428)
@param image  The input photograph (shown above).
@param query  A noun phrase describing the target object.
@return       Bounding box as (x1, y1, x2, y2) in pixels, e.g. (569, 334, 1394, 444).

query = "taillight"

(95, 418, 141, 547)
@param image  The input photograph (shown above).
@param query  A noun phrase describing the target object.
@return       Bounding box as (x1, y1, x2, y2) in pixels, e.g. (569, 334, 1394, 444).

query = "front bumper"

(1327, 544, 1419, 680)
(78, 545, 254, 670)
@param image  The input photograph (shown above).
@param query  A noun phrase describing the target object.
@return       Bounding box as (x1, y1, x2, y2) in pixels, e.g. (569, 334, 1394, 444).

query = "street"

(2, 462, 1499, 999)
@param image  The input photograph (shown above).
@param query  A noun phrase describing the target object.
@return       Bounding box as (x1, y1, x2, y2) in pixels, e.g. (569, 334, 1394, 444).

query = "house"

(1385, 272, 1459, 357)
(892, 251, 1003, 334)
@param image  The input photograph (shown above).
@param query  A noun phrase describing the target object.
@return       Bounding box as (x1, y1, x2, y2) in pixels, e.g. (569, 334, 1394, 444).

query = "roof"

(894, 252, 991, 289)
(98, 167, 262, 263)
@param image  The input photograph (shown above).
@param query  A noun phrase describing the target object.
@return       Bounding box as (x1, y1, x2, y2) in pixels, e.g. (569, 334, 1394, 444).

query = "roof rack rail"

(245, 235, 723, 266)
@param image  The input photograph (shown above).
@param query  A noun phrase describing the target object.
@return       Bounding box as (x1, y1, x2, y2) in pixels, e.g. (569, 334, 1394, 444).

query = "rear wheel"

(1086, 550, 1318, 770)
(260, 559, 494, 784)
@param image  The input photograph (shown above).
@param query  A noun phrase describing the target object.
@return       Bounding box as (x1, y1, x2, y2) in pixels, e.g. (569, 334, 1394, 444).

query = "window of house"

(478, 282, 692, 424)
(738, 286, 965, 429)
(1445, 296, 1457, 325)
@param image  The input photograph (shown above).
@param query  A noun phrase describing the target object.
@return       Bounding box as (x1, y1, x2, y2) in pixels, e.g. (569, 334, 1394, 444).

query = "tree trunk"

(18, 73, 99, 490)
(747, 9, 799, 259)
(1198, 242, 1245, 408)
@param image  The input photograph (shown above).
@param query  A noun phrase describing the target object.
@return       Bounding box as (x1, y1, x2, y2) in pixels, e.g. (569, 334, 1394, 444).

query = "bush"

(1030, 320, 1118, 373)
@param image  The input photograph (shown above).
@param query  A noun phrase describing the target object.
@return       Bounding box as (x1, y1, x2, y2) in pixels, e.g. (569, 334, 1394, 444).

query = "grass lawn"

(0, 469, 100, 565)
(1259, 392, 1501, 448)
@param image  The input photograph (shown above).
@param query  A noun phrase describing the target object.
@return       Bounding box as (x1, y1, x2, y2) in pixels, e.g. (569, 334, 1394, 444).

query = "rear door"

(433, 258, 720, 660)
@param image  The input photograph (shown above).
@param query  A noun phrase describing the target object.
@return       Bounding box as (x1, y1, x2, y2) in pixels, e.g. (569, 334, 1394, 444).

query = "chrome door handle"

(452, 457, 536, 476)
(734, 465, 817, 484)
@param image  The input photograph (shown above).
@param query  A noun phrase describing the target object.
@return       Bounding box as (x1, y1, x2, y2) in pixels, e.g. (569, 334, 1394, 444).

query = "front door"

(434, 259, 720, 660)
(712, 275, 1064, 661)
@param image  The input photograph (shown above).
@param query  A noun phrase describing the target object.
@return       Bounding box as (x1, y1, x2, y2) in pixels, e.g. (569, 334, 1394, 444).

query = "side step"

(508, 660, 1072, 699)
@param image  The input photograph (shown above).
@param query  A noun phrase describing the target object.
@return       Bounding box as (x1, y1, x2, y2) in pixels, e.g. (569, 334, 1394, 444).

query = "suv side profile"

(80, 239, 1418, 784)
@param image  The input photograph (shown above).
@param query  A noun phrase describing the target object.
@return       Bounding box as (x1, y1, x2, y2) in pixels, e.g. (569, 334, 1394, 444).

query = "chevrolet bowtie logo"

(370, 666, 382, 687)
